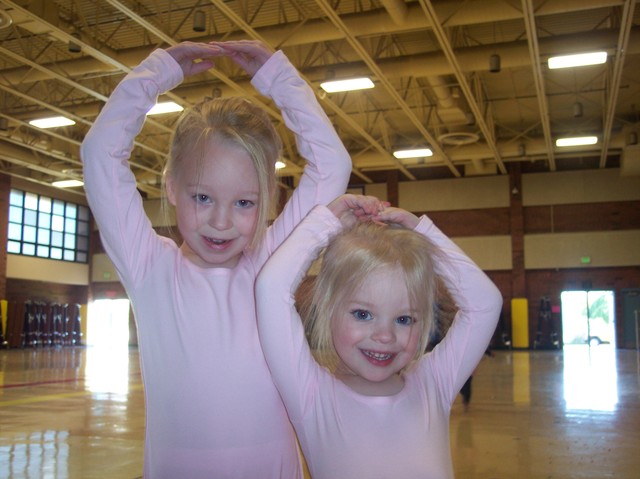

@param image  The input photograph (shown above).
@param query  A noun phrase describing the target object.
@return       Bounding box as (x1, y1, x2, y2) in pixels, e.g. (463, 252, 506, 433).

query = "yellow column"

(80, 304, 88, 345)
(511, 298, 529, 349)
(1, 299, 7, 340)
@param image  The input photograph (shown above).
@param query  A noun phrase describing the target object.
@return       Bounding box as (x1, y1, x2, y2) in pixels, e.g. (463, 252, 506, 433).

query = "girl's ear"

(165, 174, 178, 206)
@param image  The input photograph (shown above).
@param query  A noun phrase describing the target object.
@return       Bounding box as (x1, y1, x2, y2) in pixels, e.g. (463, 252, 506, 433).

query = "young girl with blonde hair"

(256, 195, 503, 478)
(81, 40, 351, 478)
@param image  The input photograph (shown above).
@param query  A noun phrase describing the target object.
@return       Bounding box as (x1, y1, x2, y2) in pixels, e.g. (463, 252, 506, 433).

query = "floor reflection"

(4, 430, 69, 479)
(85, 345, 129, 396)
(2, 346, 639, 478)
(0, 347, 145, 479)
(563, 344, 618, 412)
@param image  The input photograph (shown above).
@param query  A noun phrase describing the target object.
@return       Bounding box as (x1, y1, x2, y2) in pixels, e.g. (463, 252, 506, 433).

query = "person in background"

(81, 40, 351, 478)
(255, 194, 503, 478)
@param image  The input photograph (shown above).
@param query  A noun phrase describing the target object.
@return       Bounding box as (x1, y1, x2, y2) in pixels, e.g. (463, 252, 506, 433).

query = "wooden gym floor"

(1, 345, 639, 478)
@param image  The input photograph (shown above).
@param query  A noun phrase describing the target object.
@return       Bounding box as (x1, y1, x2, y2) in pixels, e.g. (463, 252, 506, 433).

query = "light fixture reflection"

(146, 101, 184, 115)
(556, 136, 598, 147)
(393, 148, 433, 159)
(29, 116, 76, 129)
(320, 77, 374, 93)
(52, 179, 84, 188)
(548, 51, 607, 69)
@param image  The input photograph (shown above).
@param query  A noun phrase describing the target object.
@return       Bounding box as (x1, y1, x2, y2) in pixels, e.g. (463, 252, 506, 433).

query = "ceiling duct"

(0, 9, 13, 29)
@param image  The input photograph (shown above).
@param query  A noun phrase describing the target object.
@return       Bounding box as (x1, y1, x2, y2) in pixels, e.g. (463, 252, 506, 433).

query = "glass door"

(560, 290, 615, 347)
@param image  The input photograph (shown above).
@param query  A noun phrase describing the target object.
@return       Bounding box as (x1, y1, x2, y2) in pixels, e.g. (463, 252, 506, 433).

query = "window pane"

(25, 192, 38, 210)
(8, 223, 22, 240)
(39, 196, 52, 213)
(64, 233, 75, 249)
(51, 231, 63, 247)
(23, 226, 36, 243)
(38, 212, 51, 229)
(65, 218, 76, 233)
(37, 228, 51, 245)
(9, 189, 23, 207)
(53, 199, 65, 216)
(77, 236, 88, 251)
(78, 206, 89, 221)
(66, 203, 77, 219)
(77, 220, 89, 235)
(52, 215, 64, 232)
(9, 206, 23, 223)
(7, 189, 90, 265)
(24, 209, 37, 226)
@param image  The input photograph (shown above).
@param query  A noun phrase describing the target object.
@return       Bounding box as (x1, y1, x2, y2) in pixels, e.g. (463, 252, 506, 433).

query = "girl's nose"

(209, 206, 232, 230)
(372, 321, 395, 343)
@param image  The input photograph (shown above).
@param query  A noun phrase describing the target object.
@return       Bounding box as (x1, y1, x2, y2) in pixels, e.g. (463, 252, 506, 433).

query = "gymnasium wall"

(3, 168, 640, 347)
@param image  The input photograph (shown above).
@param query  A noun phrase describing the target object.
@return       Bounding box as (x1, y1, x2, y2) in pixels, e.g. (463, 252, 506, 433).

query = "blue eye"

(396, 316, 415, 326)
(193, 194, 210, 204)
(235, 199, 255, 208)
(350, 309, 372, 321)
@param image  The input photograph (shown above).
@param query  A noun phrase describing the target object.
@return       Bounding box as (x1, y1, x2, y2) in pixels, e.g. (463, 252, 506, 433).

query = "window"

(7, 189, 90, 263)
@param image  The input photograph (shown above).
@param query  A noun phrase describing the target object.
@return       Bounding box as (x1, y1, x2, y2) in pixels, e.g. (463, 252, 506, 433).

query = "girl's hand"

(373, 206, 420, 230)
(328, 194, 388, 227)
(210, 40, 275, 77)
(165, 42, 223, 77)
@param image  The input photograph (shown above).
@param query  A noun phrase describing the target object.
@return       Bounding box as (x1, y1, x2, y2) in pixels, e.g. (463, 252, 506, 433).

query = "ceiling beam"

(313, 0, 460, 179)
(419, 0, 507, 175)
(599, 0, 636, 167)
(521, 0, 556, 171)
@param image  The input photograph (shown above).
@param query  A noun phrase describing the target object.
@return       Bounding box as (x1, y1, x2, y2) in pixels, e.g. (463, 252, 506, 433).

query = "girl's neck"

(179, 243, 241, 269)
(335, 370, 405, 397)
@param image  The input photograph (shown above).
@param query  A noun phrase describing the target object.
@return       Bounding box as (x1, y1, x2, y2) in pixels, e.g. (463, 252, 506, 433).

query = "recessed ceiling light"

(29, 116, 76, 129)
(320, 77, 374, 93)
(52, 179, 84, 188)
(548, 51, 607, 69)
(393, 148, 433, 159)
(555, 136, 598, 147)
(146, 101, 184, 115)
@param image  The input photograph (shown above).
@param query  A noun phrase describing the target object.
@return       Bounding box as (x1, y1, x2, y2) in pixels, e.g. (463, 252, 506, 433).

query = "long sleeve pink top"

(256, 206, 503, 479)
(80, 49, 351, 478)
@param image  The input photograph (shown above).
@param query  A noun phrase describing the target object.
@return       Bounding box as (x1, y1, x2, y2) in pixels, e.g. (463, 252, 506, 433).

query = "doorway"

(560, 290, 616, 347)
(86, 299, 131, 348)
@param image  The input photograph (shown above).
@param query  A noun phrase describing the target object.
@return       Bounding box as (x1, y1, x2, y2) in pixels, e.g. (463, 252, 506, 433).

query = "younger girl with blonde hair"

(256, 195, 503, 478)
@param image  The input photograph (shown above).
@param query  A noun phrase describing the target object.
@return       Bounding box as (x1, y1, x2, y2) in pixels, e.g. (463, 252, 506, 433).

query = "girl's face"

(166, 140, 260, 269)
(331, 265, 423, 396)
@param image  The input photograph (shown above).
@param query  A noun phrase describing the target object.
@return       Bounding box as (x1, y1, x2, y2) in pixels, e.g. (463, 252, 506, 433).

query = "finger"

(188, 60, 215, 75)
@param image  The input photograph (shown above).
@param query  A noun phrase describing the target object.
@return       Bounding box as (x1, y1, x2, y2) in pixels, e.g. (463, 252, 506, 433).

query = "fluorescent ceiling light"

(52, 179, 84, 188)
(555, 136, 598, 147)
(320, 77, 374, 93)
(29, 116, 76, 129)
(147, 101, 184, 115)
(393, 148, 433, 159)
(275, 160, 286, 170)
(548, 51, 607, 69)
